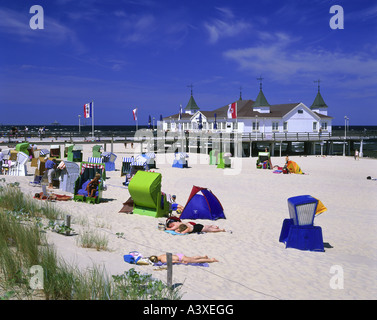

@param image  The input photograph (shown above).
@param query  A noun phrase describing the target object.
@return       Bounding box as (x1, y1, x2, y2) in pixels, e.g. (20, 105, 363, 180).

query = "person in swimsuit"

(86, 173, 101, 197)
(149, 254, 219, 264)
(165, 220, 225, 233)
(176, 223, 226, 234)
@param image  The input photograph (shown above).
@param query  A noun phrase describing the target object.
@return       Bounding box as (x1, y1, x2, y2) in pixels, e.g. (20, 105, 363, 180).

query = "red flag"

(227, 102, 237, 119)
(132, 108, 137, 121)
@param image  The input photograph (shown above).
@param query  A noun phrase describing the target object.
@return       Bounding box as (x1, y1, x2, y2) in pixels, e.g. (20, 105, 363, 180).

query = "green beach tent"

(128, 171, 170, 218)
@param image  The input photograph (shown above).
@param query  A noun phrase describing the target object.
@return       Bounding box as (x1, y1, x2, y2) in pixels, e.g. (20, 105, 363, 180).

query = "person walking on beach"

(45, 157, 57, 189)
(0, 148, 3, 175)
(149, 254, 219, 264)
(354, 149, 359, 160)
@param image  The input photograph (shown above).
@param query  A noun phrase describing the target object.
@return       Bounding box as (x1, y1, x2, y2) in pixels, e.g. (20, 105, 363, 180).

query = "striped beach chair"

(130, 158, 148, 175)
(172, 152, 189, 168)
(39, 149, 50, 156)
(121, 156, 134, 176)
(88, 157, 103, 164)
(279, 195, 325, 252)
(101, 152, 117, 172)
(143, 152, 156, 169)
(74, 161, 106, 204)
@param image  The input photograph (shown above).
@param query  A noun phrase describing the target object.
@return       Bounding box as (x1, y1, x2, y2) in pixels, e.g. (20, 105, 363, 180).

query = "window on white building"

(252, 121, 259, 131)
(321, 122, 327, 130)
(272, 122, 279, 131)
(313, 122, 317, 131)
(283, 122, 288, 131)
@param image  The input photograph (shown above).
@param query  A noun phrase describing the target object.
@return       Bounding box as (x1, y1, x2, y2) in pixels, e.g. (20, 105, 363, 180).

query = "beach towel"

(153, 261, 209, 267)
(77, 179, 99, 197)
(164, 230, 188, 236)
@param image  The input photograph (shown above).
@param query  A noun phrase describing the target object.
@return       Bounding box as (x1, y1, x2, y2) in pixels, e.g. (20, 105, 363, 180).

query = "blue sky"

(0, 0, 376, 126)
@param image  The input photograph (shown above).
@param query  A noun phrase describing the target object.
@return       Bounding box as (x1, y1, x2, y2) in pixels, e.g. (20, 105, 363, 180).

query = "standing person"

(45, 157, 57, 189)
(0, 148, 3, 175)
(354, 149, 359, 160)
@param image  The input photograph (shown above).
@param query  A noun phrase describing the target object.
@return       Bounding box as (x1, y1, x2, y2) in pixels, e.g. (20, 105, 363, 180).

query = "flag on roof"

(132, 108, 137, 121)
(227, 102, 237, 119)
(178, 104, 183, 120)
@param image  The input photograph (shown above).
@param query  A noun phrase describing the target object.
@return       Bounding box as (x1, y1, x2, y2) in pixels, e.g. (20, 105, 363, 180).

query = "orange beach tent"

(286, 160, 303, 174)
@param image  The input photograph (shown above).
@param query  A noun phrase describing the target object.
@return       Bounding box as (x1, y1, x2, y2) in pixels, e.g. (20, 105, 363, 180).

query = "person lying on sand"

(149, 254, 218, 264)
(176, 223, 225, 234)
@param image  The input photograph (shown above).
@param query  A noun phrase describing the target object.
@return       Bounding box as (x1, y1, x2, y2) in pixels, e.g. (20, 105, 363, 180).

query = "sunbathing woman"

(149, 254, 219, 264)
(86, 173, 101, 197)
(176, 222, 226, 234)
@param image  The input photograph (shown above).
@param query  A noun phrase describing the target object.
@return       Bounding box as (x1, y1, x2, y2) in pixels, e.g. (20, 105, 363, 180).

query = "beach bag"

(123, 251, 142, 264)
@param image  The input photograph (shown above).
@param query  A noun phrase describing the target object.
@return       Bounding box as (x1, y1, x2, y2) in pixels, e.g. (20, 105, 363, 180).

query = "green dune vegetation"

(0, 179, 181, 300)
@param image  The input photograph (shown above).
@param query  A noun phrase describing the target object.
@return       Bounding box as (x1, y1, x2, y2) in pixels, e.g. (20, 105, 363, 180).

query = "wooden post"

(65, 215, 71, 236)
(166, 252, 173, 288)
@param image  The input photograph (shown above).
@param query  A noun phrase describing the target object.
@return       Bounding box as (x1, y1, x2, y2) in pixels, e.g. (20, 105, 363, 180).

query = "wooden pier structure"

(1, 129, 376, 158)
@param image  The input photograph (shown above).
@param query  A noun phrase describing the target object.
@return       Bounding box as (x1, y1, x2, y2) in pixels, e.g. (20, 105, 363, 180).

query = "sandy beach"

(2, 142, 377, 300)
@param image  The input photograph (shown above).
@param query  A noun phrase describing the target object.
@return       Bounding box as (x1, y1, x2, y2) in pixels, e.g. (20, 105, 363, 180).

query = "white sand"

(2, 143, 377, 300)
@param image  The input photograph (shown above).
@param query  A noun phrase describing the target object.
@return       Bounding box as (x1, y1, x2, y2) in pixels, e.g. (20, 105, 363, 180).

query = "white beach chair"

(9, 151, 28, 176)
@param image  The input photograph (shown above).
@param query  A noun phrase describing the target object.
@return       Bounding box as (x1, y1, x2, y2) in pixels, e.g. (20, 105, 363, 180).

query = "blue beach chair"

(172, 152, 189, 168)
(279, 195, 325, 252)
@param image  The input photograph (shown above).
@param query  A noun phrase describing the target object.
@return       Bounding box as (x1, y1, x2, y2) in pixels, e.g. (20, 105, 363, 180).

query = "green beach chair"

(92, 145, 102, 158)
(16, 142, 30, 156)
(73, 161, 106, 204)
(217, 152, 231, 169)
(209, 150, 219, 165)
(128, 171, 170, 218)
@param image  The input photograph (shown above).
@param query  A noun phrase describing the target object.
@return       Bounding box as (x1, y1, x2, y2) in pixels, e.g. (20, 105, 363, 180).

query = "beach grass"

(77, 229, 109, 251)
(0, 180, 182, 300)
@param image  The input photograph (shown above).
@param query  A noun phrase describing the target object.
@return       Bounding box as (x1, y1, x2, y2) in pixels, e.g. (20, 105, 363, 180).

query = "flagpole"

(91, 100, 94, 140)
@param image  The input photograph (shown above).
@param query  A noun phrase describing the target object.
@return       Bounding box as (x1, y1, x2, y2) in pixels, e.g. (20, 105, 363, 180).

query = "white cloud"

(223, 31, 377, 94)
(118, 13, 156, 44)
(204, 7, 251, 44)
(0, 7, 84, 52)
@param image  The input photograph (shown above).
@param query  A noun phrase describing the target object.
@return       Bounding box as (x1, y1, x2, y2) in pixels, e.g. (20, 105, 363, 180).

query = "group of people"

(45, 156, 101, 197)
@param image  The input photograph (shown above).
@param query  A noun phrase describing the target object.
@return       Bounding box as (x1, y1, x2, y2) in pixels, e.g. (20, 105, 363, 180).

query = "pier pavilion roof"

(310, 91, 328, 109)
(185, 94, 200, 112)
(164, 99, 333, 121)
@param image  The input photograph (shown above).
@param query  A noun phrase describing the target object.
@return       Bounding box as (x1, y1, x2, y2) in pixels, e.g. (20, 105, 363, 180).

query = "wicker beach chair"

(73, 161, 106, 204)
(121, 156, 134, 176)
(9, 151, 28, 176)
(101, 152, 117, 171)
(172, 152, 189, 168)
(217, 152, 231, 169)
(128, 171, 170, 218)
(279, 195, 325, 252)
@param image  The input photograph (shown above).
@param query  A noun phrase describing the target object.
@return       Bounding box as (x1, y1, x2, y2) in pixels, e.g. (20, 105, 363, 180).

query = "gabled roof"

(310, 91, 328, 109)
